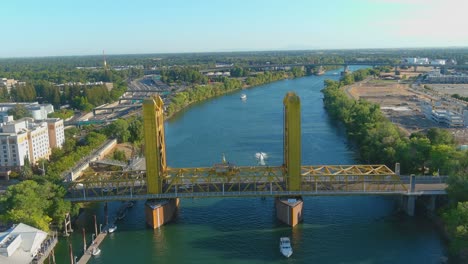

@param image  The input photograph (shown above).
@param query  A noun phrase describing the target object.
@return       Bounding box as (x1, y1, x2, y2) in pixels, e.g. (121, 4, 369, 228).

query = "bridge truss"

(66, 164, 407, 202)
(65, 93, 412, 202)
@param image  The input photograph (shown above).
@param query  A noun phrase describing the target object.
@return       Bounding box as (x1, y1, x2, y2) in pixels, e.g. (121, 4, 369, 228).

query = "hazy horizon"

(3, 0, 468, 58)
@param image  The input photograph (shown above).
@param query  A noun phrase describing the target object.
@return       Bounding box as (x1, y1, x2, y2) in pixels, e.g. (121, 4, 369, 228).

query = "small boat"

(240, 94, 247, 100)
(126, 201, 134, 208)
(279, 237, 293, 258)
(108, 224, 117, 233)
(91, 247, 101, 256)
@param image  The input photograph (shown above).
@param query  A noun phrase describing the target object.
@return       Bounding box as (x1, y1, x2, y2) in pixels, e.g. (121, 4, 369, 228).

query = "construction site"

(344, 67, 468, 144)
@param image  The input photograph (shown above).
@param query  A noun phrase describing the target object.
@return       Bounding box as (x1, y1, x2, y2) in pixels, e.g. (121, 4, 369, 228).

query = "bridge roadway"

(65, 165, 447, 203)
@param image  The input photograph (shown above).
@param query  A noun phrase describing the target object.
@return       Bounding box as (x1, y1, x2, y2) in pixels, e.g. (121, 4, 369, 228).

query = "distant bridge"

(199, 62, 468, 73)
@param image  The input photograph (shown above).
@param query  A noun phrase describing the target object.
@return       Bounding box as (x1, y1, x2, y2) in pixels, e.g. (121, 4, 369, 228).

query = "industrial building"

(424, 70, 468, 84)
(420, 101, 467, 127)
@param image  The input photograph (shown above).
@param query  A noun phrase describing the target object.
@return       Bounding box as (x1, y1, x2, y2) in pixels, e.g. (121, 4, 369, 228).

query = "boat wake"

(255, 152, 268, 165)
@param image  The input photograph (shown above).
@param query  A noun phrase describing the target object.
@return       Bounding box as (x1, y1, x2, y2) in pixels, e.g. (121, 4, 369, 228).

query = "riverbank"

(322, 69, 468, 262)
(163, 71, 304, 120)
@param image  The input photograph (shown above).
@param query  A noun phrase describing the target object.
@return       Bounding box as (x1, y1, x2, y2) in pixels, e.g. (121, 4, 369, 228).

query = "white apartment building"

(0, 117, 65, 179)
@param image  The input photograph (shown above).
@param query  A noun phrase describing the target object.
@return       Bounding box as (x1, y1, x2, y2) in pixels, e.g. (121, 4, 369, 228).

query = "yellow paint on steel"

(283, 92, 301, 191)
(68, 93, 406, 198)
(143, 96, 167, 194)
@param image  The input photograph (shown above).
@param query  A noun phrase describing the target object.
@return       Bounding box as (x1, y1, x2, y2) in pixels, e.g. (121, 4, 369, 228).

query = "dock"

(76, 232, 107, 264)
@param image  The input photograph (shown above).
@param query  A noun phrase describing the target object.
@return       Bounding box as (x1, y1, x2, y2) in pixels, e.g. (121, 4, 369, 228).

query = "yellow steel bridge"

(66, 92, 446, 202)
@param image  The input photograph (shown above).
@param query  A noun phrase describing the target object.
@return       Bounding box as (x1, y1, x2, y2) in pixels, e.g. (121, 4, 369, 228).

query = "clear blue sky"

(2, 0, 467, 57)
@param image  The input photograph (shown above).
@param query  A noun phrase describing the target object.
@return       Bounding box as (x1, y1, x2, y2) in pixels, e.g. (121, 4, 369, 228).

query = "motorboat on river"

(240, 94, 247, 100)
(280, 237, 293, 258)
(108, 224, 117, 233)
(92, 247, 101, 256)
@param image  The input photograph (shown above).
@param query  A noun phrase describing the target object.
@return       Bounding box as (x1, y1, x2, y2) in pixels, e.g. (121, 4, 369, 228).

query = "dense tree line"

(165, 70, 303, 117)
(322, 69, 466, 175)
(452, 94, 468, 103)
(322, 69, 468, 258)
(160, 67, 208, 84)
(0, 127, 107, 231)
(104, 116, 143, 144)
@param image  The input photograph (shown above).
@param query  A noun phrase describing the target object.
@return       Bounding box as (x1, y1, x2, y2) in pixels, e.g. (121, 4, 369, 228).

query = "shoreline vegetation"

(321, 68, 468, 260)
(163, 66, 340, 120)
(163, 70, 303, 120)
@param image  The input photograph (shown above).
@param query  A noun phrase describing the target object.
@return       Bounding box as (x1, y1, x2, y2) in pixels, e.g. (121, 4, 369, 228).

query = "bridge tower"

(143, 96, 179, 229)
(276, 92, 303, 227)
(143, 96, 167, 194)
(283, 92, 301, 191)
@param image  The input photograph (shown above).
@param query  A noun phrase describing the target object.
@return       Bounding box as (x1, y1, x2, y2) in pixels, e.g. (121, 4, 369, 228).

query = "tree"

(7, 104, 32, 120)
(427, 128, 455, 145)
(128, 117, 143, 143)
(105, 119, 130, 143)
(113, 150, 127, 162)
(2, 181, 53, 231)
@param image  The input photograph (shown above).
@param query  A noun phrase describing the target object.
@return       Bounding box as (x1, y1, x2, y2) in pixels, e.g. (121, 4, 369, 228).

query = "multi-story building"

(0, 116, 65, 179)
(46, 118, 65, 149)
(0, 102, 54, 120)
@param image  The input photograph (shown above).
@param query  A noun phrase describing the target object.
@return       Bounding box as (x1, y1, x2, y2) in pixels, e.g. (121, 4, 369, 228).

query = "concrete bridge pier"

(401, 174, 417, 216)
(401, 195, 417, 216)
(145, 199, 179, 229)
(275, 197, 303, 227)
(341, 65, 350, 76)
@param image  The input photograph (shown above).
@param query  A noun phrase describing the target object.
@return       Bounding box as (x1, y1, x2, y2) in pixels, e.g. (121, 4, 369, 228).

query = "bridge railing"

(399, 175, 448, 184)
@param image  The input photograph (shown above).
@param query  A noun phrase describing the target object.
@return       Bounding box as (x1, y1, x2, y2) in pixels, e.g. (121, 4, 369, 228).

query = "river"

(55, 67, 446, 264)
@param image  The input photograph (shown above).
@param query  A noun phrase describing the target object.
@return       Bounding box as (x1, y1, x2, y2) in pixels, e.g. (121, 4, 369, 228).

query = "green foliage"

(443, 202, 468, 254)
(452, 94, 468, 103)
(45, 130, 106, 181)
(10, 84, 36, 102)
(48, 109, 74, 119)
(291, 67, 305, 78)
(160, 67, 208, 84)
(128, 117, 143, 143)
(230, 67, 249, 77)
(321, 69, 464, 175)
(105, 119, 130, 143)
(7, 104, 32, 120)
(1, 180, 71, 231)
(113, 150, 127, 162)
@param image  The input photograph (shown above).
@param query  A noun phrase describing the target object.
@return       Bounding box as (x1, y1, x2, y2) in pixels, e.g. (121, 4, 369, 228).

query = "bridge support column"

(401, 175, 416, 216)
(341, 65, 349, 76)
(275, 197, 303, 227)
(145, 199, 179, 229)
(401, 195, 416, 216)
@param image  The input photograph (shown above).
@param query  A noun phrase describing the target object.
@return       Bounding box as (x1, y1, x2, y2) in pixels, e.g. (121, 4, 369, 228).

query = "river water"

(56, 67, 446, 264)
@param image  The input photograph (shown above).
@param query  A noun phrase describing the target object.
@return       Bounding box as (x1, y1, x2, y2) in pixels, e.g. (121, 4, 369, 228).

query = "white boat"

(240, 94, 247, 100)
(91, 247, 101, 256)
(108, 224, 117, 233)
(279, 237, 293, 258)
